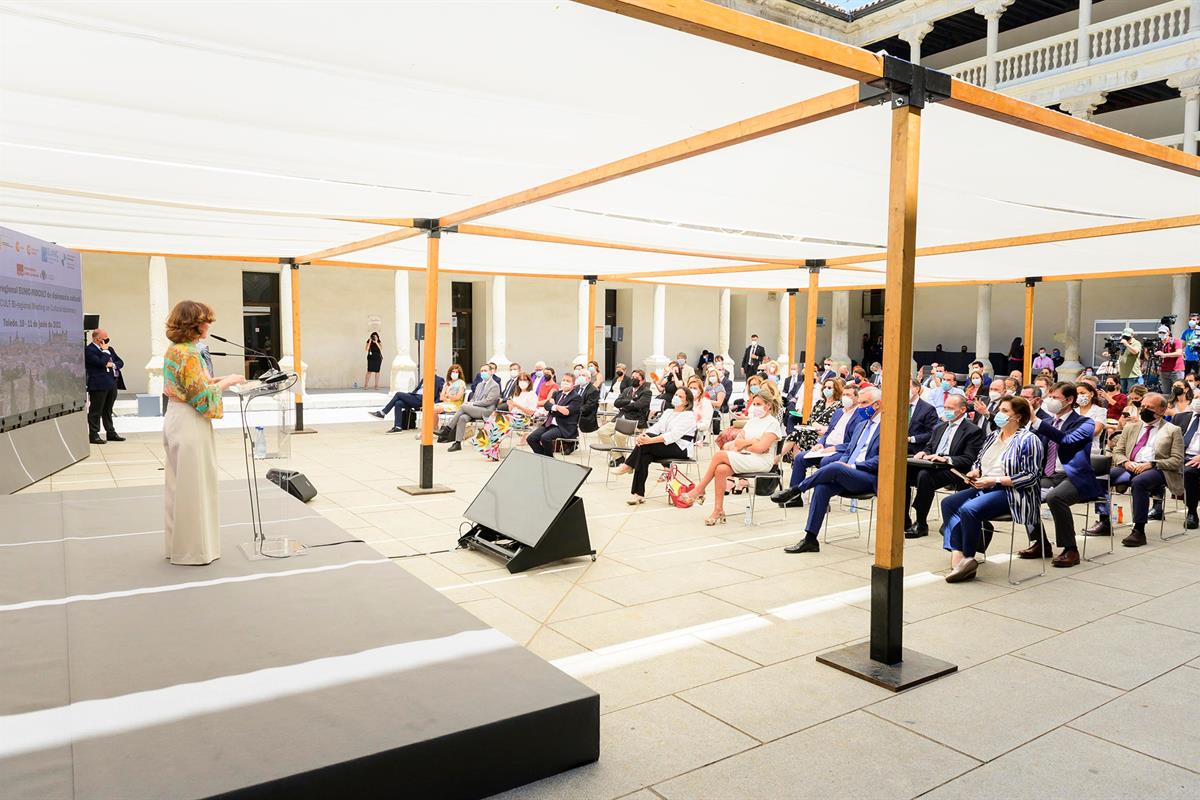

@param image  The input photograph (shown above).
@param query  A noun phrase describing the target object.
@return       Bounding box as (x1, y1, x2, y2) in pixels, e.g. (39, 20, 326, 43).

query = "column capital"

(973, 0, 1014, 19)
(1167, 70, 1200, 96)
(898, 21, 934, 47)
(1058, 91, 1107, 120)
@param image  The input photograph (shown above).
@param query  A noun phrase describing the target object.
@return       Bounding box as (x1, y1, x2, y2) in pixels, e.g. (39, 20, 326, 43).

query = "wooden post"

(803, 268, 820, 421)
(817, 97, 955, 691)
(1023, 278, 1037, 383)
(289, 261, 306, 432)
(787, 288, 798, 365)
(587, 278, 598, 364)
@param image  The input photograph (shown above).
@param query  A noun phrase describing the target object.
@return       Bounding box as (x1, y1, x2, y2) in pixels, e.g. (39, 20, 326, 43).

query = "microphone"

(210, 335, 280, 371)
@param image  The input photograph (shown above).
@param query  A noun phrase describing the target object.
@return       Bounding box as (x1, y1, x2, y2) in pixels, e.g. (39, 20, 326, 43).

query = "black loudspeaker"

(83, 313, 99, 330)
(266, 468, 318, 503)
(457, 449, 595, 573)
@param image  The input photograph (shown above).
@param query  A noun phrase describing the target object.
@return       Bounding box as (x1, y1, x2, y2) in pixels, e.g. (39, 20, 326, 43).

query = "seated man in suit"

(904, 394, 984, 538)
(1177, 401, 1200, 530)
(771, 386, 864, 507)
(1020, 381, 1100, 567)
(372, 372, 444, 432)
(782, 387, 883, 554)
(440, 363, 502, 451)
(1087, 392, 1184, 547)
(527, 372, 582, 457)
(908, 378, 939, 455)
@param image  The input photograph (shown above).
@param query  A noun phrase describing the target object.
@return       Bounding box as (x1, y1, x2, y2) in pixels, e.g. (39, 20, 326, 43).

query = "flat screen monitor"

(464, 449, 590, 547)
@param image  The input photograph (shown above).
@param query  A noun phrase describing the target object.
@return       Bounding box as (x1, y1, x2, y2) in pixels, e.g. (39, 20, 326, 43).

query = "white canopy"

(1, 0, 1196, 287)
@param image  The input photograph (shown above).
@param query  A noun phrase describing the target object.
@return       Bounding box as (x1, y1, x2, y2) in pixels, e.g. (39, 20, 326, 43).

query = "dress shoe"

(1083, 518, 1111, 537)
(369, 410, 385, 419)
(783, 538, 820, 554)
(771, 487, 800, 505)
(608, 455, 625, 468)
(1147, 503, 1165, 522)
(1186, 512, 1199, 530)
(780, 494, 804, 508)
(1017, 541, 1048, 559)
(945, 557, 978, 583)
(106, 434, 126, 442)
(447, 442, 462, 452)
(1121, 528, 1147, 547)
(89, 436, 106, 445)
(386, 426, 403, 433)
(1051, 548, 1080, 568)
(904, 522, 929, 539)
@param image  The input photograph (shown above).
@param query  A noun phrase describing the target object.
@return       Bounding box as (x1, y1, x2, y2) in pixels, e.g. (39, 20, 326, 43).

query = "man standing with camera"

(1156, 323, 1185, 391)
(1116, 328, 1142, 394)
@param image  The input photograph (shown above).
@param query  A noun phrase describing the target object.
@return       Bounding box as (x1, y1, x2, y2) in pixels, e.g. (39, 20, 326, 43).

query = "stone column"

(1059, 280, 1085, 381)
(1076, 0, 1092, 66)
(899, 22, 934, 65)
(643, 284, 669, 377)
(717, 287, 732, 366)
(974, 284, 993, 373)
(143, 255, 169, 396)
(1168, 72, 1200, 156)
(1059, 92, 1107, 120)
(389, 269, 417, 393)
(974, 0, 1014, 89)
(486, 275, 510, 371)
(830, 291, 850, 366)
(1173, 274, 1192, 335)
(776, 291, 790, 364)
(277, 263, 307, 396)
(575, 279, 590, 366)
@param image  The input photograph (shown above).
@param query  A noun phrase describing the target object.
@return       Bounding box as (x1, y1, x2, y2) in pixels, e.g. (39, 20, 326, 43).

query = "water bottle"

(254, 426, 267, 459)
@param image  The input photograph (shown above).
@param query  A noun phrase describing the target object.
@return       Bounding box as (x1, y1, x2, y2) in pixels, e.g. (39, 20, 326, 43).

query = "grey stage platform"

(0, 481, 599, 799)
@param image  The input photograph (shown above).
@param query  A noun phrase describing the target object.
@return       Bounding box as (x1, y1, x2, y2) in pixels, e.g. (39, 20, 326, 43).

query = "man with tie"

(740, 335, 766, 378)
(1176, 401, 1200, 529)
(496, 362, 521, 411)
(1022, 382, 1100, 567)
(440, 363, 502, 451)
(84, 328, 126, 444)
(923, 370, 966, 413)
(781, 363, 805, 434)
(904, 394, 984, 538)
(1091, 393, 1184, 547)
(907, 378, 939, 455)
(527, 372, 582, 457)
(783, 386, 883, 554)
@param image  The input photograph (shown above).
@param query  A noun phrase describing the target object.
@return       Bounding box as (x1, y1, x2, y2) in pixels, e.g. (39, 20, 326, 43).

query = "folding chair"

(999, 513, 1045, 585)
(1079, 455, 1114, 562)
(588, 416, 638, 487)
(823, 492, 876, 550)
(736, 470, 783, 526)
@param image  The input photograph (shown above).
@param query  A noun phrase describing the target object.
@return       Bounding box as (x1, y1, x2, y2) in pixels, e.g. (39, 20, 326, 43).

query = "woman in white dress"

(681, 382, 784, 525)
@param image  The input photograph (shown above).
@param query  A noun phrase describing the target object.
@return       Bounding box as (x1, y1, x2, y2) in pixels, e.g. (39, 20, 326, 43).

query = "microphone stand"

(210, 335, 280, 372)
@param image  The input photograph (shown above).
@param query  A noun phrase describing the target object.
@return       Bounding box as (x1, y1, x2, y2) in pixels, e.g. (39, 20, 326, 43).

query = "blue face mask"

(940, 380, 951, 390)
(941, 408, 956, 421)
(993, 412, 1010, 428)
(859, 405, 877, 420)
(749, 385, 761, 395)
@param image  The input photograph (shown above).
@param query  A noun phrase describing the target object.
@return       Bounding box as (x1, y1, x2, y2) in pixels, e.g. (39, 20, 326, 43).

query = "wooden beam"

(872, 102, 922, 665)
(1024, 280, 1036, 384)
(337, 217, 415, 227)
(803, 268, 819, 421)
(297, 226, 424, 264)
(946, 79, 1200, 178)
(574, 0, 883, 83)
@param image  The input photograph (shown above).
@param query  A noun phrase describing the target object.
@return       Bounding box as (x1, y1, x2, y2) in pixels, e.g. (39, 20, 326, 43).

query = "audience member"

(1101, 378, 1127, 422)
(971, 378, 1004, 435)
(613, 386, 697, 504)
(438, 362, 501, 451)
(497, 362, 521, 409)
(781, 386, 884, 554)
(771, 382, 859, 508)
(1179, 397, 1200, 529)
(703, 366, 727, 431)
(1073, 381, 1108, 455)
(1116, 328, 1142, 393)
(681, 382, 783, 526)
(527, 372, 581, 457)
(741, 334, 766, 378)
(782, 376, 840, 461)
(781, 363, 804, 432)
(1007, 337, 1024, 374)
(923, 369, 965, 413)
(733, 374, 764, 415)
(598, 369, 652, 465)
(968, 360, 991, 389)
(372, 372, 445, 432)
(672, 352, 696, 383)
(530, 361, 548, 395)
(909, 378, 939, 453)
(687, 375, 714, 434)
(964, 369, 985, 407)
(940, 396, 1044, 583)
(1168, 381, 1193, 418)
(1156, 324, 1185, 389)
(1020, 384, 1044, 418)
(869, 362, 883, 386)
(471, 372, 539, 461)
(434, 364, 466, 414)
(904, 394, 984, 538)
(578, 365, 602, 435)
(536, 366, 558, 402)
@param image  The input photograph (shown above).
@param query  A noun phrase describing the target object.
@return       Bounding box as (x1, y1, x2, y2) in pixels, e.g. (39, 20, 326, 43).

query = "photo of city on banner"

(0, 1, 1195, 299)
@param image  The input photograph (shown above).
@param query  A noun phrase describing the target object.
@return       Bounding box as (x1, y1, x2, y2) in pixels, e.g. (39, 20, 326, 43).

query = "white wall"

(81, 253, 152, 394)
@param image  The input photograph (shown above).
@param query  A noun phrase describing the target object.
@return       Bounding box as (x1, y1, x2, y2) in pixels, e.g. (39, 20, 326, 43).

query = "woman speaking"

(162, 301, 244, 565)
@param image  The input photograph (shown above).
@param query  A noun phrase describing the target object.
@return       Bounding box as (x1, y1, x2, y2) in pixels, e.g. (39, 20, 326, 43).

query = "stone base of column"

(144, 356, 164, 398)
(487, 355, 511, 373)
(972, 355, 995, 375)
(1057, 361, 1085, 382)
(390, 356, 418, 394)
(279, 356, 308, 397)
(643, 355, 670, 381)
(574, 353, 587, 368)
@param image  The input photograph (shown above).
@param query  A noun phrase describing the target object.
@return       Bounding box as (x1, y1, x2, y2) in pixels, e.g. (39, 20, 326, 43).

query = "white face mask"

(1077, 394, 1091, 406)
(518, 380, 529, 390)
(971, 378, 982, 386)
(989, 390, 1002, 401)
(673, 395, 687, 409)
(748, 404, 767, 419)
(449, 372, 459, 380)
(841, 395, 854, 408)
(1043, 397, 1064, 415)
(510, 369, 519, 377)
(691, 388, 701, 398)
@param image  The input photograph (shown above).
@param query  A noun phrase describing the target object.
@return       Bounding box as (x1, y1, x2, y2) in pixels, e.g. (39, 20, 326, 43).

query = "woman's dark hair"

(445, 363, 464, 381)
(165, 300, 215, 344)
(672, 385, 695, 411)
(369, 332, 380, 342)
(1004, 395, 1032, 426)
(543, 366, 556, 380)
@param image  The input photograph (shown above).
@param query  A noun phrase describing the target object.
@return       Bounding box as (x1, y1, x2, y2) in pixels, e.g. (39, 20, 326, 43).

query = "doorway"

(451, 281, 473, 372)
(242, 271, 280, 380)
(604, 289, 617, 378)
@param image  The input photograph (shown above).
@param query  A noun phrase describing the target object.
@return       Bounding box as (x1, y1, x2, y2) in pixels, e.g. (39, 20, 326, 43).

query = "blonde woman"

(162, 301, 245, 565)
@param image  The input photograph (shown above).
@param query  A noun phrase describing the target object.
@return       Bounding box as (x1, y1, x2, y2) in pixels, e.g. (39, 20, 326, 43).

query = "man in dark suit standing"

(904, 394, 984, 537)
(906, 378, 938, 455)
(783, 387, 884, 554)
(741, 334, 766, 378)
(85, 328, 125, 444)
(527, 372, 582, 457)
(1025, 381, 1099, 567)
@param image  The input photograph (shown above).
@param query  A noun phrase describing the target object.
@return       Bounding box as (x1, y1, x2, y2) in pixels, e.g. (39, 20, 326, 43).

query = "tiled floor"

(24, 422, 1200, 799)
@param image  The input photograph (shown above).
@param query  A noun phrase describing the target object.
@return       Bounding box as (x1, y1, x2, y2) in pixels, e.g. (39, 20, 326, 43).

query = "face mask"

(480, 371, 490, 380)
(971, 378, 982, 386)
(673, 396, 687, 409)
(450, 372, 460, 380)
(750, 340, 758, 347)
(823, 387, 834, 398)
(993, 412, 1010, 428)
(102, 338, 110, 345)
(1039, 352, 1046, 357)
(749, 385, 761, 395)
(1140, 408, 1157, 424)
(676, 358, 685, 366)
(941, 408, 956, 421)
(574, 368, 584, 378)
(691, 388, 701, 399)
(1077, 394, 1091, 406)
(1105, 385, 1118, 393)
(631, 378, 641, 387)
(518, 381, 529, 390)
(748, 405, 767, 419)
(860, 405, 878, 420)
(510, 369, 519, 377)
(940, 380, 951, 390)
(543, 371, 553, 379)
(589, 366, 598, 375)
(561, 382, 574, 394)
(989, 390, 1002, 401)
(790, 370, 798, 377)
(1160, 333, 1169, 340)
(824, 364, 832, 371)
(1191, 320, 1198, 328)
(1042, 397, 1064, 415)
(1173, 387, 1185, 397)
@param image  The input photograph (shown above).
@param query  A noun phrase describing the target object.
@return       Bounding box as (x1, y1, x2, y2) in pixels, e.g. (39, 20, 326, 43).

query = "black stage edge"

(817, 566, 957, 692)
(0, 481, 597, 799)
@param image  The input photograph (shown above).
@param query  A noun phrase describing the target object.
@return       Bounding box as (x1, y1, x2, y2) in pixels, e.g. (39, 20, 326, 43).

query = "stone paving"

(26, 420, 1200, 800)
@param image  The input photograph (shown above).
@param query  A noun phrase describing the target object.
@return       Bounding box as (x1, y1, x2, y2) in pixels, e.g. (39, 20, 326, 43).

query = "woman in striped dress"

(939, 395, 1044, 583)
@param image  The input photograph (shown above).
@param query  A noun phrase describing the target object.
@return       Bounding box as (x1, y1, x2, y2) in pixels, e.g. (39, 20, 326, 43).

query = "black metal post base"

(291, 400, 317, 434)
(816, 565, 955, 692)
(399, 443, 453, 495)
